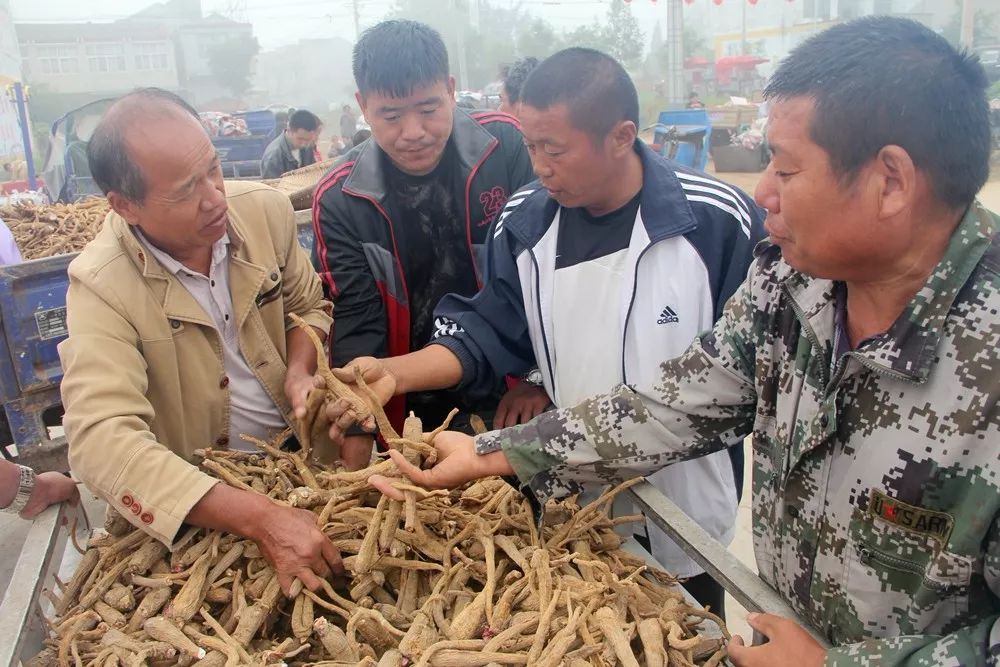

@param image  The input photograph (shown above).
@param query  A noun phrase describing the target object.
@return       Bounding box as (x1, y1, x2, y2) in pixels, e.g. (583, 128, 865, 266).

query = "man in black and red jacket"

(312, 20, 534, 466)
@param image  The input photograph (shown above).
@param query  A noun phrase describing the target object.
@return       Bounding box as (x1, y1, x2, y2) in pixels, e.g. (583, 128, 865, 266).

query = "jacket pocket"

(256, 279, 282, 308)
(840, 503, 971, 643)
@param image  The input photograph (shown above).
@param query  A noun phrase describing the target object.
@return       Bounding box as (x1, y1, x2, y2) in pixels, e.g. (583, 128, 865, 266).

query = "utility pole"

(960, 0, 975, 49)
(453, 0, 469, 90)
(741, 0, 747, 55)
(10, 83, 35, 190)
(665, 0, 685, 108)
(352, 0, 362, 41)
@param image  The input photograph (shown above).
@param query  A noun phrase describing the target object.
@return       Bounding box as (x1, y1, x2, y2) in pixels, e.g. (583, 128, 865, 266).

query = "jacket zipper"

(621, 244, 656, 383)
(858, 544, 954, 591)
(527, 246, 556, 392)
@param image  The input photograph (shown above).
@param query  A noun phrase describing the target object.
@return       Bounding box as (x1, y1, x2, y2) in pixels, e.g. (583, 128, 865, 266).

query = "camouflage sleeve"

(474, 259, 762, 503)
(824, 512, 1000, 666)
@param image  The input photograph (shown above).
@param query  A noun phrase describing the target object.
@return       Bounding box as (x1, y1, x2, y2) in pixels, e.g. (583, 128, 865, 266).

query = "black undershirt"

(383, 141, 487, 427)
(384, 140, 478, 350)
(555, 192, 641, 269)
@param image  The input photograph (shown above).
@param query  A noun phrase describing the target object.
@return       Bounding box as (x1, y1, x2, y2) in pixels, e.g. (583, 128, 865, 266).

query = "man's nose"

(754, 165, 779, 214)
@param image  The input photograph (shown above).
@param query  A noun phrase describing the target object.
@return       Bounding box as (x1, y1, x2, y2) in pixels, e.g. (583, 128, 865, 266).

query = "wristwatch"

(522, 368, 544, 387)
(2, 464, 35, 515)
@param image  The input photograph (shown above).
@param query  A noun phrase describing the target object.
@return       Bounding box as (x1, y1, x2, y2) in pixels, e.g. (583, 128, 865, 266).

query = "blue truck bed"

(0, 214, 316, 465)
(213, 110, 280, 180)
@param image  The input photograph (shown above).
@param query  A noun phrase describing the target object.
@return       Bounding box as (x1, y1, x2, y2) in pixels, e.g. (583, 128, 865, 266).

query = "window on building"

(198, 35, 224, 59)
(873, 0, 893, 14)
(37, 45, 79, 75)
(803, 0, 833, 20)
(86, 43, 126, 72)
(134, 42, 170, 70)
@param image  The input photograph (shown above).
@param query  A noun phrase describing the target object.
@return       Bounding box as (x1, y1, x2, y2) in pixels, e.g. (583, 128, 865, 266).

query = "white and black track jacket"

(430, 142, 767, 576)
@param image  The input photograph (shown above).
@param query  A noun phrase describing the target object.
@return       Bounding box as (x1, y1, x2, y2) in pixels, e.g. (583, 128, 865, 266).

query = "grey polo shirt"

(135, 229, 288, 450)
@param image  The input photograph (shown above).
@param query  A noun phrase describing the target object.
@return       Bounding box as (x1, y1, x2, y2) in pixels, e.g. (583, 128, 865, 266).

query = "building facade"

(17, 0, 253, 107)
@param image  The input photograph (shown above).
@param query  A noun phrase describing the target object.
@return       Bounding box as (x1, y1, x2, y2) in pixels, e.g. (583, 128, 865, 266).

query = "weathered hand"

(727, 613, 826, 667)
(341, 434, 375, 471)
(20, 472, 80, 520)
(251, 502, 344, 595)
(369, 431, 514, 500)
(494, 383, 552, 428)
(285, 369, 322, 421)
(326, 356, 397, 441)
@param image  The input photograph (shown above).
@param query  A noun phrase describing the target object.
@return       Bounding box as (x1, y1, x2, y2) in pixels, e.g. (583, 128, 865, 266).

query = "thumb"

(368, 474, 405, 501)
(726, 634, 750, 666)
(330, 366, 356, 383)
(746, 612, 781, 638)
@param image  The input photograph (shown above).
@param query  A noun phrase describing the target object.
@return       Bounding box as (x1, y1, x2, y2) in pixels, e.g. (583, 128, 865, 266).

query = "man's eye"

(385, 116, 399, 122)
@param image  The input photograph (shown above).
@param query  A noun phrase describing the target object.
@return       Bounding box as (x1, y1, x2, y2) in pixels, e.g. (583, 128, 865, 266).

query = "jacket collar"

(782, 201, 998, 383)
(110, 203, 263, 328)
(634, 141, 700, 242)
(342, 107, 498, 203)
(505, 141, 699, 247)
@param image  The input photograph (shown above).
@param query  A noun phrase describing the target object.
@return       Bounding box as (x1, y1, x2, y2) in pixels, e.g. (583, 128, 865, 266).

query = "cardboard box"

(711, 144, 766, 172)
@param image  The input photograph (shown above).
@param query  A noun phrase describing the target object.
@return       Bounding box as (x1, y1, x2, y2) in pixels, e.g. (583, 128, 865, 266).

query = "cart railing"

(0, 500, 89, 667)
(626, 480, 830, 649)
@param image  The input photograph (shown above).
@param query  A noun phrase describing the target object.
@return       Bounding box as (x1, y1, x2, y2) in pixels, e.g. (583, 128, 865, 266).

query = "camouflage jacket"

(478, 201, 1000, 665)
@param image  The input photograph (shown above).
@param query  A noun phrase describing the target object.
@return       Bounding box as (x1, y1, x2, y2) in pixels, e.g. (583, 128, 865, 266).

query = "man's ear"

(872, 145, 916, 220)
(608, 120, 638, 157)
(446, 76, 456, 99)
(355, 91, 367, 118)
(107, 192, 140, 226)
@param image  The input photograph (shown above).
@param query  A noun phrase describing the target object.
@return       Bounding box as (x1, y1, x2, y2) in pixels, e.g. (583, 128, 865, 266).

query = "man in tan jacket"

(58, 88, 341, 594)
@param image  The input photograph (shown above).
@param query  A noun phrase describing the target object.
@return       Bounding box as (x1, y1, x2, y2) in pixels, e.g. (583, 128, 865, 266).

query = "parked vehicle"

(209, 109, 281, 179)
(40, 99, 114, 204)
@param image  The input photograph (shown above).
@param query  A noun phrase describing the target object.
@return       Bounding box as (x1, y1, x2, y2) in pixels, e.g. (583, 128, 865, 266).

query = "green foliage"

(942, 0, 1000, 48)
(603, 0, 644, 68)
(208, 36, 261, 98)
(388, 0, 645, 90)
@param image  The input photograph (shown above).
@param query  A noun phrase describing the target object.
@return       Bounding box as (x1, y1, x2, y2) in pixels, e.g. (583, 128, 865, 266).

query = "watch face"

(526, 370, 543, 385)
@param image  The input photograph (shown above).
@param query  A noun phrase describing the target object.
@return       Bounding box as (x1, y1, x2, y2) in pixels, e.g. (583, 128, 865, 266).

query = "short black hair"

(352, 128, 371, 146)
(500, 57, 539, 106)
(88, 87, 201, 203)
(288, 109, 320, 132)
(353, 20, 449, 98)
(520, 48, 639, 142)
(766, 16, 990, 209)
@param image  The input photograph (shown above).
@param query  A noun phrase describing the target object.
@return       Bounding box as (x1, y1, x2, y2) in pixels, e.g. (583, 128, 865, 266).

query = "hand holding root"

(287, 313, 379, 457)
(369, 431, 514, 500)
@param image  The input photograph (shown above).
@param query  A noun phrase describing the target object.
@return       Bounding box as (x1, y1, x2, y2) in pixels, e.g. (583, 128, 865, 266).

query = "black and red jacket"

(311, 108, 534, 431)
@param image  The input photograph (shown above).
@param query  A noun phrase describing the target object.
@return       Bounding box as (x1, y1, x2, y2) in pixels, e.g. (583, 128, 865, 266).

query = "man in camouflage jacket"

(369, 17, 1000, 666)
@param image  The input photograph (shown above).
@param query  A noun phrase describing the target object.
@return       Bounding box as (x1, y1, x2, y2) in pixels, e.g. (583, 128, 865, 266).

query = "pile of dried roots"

(32, 318, 729, 667)
(3, 198, 109, 261)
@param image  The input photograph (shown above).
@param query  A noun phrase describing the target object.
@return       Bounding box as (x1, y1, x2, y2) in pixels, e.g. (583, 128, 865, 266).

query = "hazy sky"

(9, 0, 668, 51)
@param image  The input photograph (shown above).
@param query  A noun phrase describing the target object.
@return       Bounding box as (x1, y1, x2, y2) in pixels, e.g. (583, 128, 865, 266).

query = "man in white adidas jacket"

(328, 48, 766, 615)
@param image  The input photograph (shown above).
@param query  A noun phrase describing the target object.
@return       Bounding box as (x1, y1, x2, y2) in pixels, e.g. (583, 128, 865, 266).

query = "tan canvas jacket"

(59, 181, 333, 546)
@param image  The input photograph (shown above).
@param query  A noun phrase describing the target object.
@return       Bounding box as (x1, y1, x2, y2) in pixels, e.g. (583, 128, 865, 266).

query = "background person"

(261, 109, 321, 178)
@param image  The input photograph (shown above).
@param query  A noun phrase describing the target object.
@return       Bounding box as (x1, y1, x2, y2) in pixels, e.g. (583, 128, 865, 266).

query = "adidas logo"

(657, 306, 679, 325)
